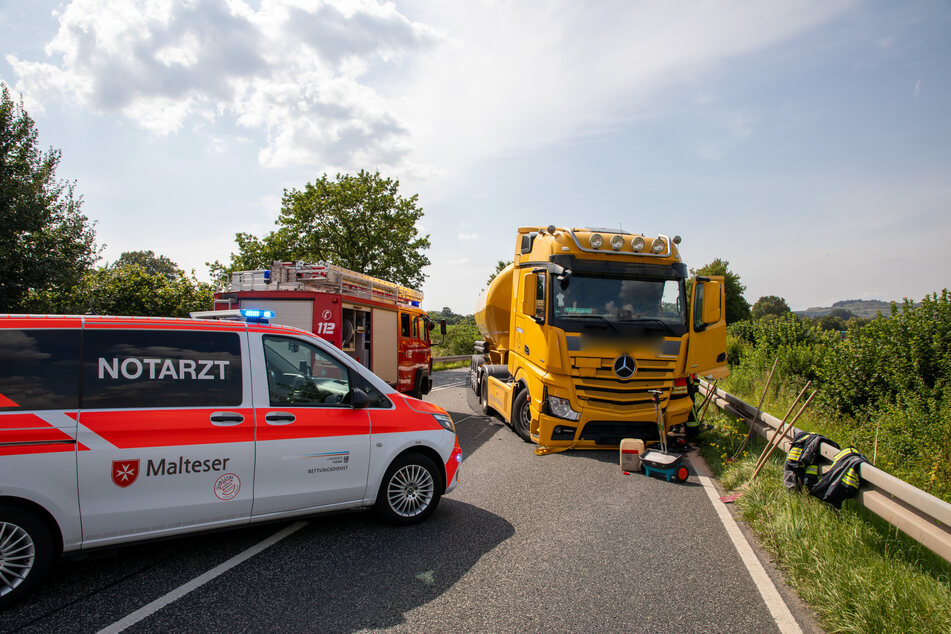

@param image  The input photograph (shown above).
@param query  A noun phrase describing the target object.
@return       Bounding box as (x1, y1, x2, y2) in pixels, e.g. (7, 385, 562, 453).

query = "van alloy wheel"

(0, 521, 35, 598)
(375, 453, 442, 525)
(387, 464, 435, 518)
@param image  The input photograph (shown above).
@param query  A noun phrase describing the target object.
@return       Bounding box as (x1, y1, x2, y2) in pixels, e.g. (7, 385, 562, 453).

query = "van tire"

(512, 389, 532, 442)
(375, 453, 442, 525)
(0, 504, 56, 609)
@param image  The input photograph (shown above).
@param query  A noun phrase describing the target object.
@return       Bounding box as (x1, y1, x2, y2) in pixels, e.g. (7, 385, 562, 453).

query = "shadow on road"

(203, 500, 514, 632)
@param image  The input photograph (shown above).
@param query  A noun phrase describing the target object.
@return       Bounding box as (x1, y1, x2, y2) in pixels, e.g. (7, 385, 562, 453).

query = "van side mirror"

(350, 388, 369, 409)
(440, 319, 447, 335)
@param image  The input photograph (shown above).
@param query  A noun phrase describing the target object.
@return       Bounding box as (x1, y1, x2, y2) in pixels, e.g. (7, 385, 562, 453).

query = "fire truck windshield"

(551, 274, 687, 336)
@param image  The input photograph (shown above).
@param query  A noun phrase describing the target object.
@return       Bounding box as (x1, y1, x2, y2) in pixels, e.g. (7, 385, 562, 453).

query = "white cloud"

(8, 0, 437, 169)
(457, 232, 478, 241)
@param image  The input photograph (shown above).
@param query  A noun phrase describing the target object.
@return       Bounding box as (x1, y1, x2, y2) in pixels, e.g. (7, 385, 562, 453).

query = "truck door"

(76, 327, 255, 547)
(250, 333, 371, 515)
(685, 276, 729, 378)
(513, 268, 548, 368)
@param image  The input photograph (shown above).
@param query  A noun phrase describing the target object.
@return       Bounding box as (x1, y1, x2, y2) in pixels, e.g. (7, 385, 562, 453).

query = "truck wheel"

(374, 453, 442, 525)
(480, 376, 493, 416)
(469, 356, 484, 394)
(512, 390, 532, 442)
(408, 371, 423, 399)
(0, 504, 56, 609)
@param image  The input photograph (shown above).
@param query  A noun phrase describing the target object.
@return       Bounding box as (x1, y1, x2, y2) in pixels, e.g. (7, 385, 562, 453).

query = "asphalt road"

(3, 368, 819, 633)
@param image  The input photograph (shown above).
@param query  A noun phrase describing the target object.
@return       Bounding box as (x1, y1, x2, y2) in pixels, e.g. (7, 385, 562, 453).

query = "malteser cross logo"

(112, 460, 140, 487)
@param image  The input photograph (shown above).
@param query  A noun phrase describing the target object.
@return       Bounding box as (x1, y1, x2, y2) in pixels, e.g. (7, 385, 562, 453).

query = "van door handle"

(265, 412, 296, 425)
(210, 412, 244, 426)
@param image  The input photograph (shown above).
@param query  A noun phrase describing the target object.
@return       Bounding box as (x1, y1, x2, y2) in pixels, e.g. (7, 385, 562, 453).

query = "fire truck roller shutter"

(239, 299, 313, 333)
(372, 308, 398, 385)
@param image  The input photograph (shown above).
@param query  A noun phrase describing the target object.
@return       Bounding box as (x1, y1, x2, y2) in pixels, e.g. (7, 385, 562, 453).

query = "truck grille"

(569, 355, 676, 413)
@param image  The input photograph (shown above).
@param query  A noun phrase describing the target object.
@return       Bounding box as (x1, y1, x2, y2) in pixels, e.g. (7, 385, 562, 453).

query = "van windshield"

(551, 274, 687, 337)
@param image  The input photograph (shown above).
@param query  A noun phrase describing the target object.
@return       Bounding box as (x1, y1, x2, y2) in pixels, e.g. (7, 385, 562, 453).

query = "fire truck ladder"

(229, 261, 424, 307)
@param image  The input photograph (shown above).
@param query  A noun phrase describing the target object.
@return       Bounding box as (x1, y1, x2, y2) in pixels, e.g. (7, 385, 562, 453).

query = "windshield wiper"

(560, 314, 619, 333)
(616, 317, 672, 333)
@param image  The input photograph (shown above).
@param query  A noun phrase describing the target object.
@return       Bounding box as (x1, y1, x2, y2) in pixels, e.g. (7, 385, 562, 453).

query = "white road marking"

(431, 380, 469, 391)
(97, 521, 308, 634)
(695, 472, 802, 634)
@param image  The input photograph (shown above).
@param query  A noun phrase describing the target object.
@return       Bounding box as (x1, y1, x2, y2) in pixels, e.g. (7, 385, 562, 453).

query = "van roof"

(0, 314, 311, 337)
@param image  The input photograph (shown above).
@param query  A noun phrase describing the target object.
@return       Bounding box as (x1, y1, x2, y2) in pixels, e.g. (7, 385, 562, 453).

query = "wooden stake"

(749, 389, 817, 482)
(752, 381, 811, 474)
(697, 378, 719, 425)
(733, 358, 778, 459)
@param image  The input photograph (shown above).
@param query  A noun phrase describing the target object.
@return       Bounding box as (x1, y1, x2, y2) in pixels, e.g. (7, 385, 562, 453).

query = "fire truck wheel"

(0, 504, 56, 609)
(512, 390, 532, 442)
(408, 372, 424, 399)
(480, 376, 493, 416)
(375, 453, 442, 525)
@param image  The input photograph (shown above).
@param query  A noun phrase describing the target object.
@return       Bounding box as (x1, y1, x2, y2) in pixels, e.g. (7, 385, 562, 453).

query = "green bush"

(722, 290, 951, 502)
(432, 322, 480, 357)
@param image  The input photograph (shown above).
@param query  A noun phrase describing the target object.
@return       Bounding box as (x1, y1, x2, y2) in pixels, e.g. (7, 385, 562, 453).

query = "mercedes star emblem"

(613, 354, 636, 379)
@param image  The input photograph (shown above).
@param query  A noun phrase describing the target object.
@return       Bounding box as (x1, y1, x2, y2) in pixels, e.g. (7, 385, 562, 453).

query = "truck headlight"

(589, 233, 604, 249)
(432, 413, 455, 433)
(547, 395, 581, 421)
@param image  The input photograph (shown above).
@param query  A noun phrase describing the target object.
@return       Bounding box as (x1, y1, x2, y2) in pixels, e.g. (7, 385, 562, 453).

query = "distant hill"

(795, 299, 894, 319)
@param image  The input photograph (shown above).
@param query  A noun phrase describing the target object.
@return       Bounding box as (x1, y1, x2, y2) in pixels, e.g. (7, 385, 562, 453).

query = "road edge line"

(97, 520, 308, 634)
(694, 470, 802, 634)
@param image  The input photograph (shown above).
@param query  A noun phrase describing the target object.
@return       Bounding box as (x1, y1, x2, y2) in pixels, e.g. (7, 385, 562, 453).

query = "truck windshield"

(552, 274, 686, 336)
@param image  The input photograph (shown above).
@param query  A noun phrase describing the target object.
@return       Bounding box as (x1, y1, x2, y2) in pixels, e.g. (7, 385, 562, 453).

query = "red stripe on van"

(0, 393, 18, 408)
(0, 443, 76, 456)
(0, 427, 73, 444)
(79, 409, 254, 448)
(0, 413, 51, 429)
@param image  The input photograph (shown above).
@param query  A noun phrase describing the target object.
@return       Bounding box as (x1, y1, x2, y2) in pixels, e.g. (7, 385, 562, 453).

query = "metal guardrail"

(699, 380, 951, 565)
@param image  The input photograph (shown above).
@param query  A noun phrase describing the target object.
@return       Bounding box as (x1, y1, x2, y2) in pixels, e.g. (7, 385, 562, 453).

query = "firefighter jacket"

(809, 447, 868, 509)
(783, 432, 839, 492)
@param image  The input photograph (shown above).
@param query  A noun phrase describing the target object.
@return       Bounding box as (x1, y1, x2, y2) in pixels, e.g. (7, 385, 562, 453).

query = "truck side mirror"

(522, 273, 538, 316)
(701, 281, 722, 324)
(440, 319, 447, 335)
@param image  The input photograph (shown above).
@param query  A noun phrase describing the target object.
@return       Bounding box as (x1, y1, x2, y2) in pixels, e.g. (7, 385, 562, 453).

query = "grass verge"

(433, 360, 469, 371)
(698, 411, 951, 634)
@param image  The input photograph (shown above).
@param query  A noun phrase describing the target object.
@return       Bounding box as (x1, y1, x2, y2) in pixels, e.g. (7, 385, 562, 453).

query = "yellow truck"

(471, 226, 729, 451)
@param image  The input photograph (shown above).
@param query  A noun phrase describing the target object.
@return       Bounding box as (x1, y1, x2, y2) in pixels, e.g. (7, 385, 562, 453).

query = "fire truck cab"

(213, 262, 435, 398)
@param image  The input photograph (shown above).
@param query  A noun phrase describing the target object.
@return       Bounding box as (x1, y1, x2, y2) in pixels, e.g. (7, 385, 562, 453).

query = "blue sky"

(2, 0, 949, 314)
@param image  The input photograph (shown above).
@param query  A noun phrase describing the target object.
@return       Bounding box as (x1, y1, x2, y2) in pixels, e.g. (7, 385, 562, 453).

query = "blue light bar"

(411, 301, 420, 307)
(240, 308, 275, 323)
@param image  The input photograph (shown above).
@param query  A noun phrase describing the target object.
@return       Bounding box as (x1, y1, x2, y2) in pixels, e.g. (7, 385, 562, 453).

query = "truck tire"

(408, 371, 424, 399)
(374, 453, 442, 525)
(469, 355, 484, 394)
(0, 504, 56, 609)
(480, 375, 493, 416)
(512, 389, 532, 442)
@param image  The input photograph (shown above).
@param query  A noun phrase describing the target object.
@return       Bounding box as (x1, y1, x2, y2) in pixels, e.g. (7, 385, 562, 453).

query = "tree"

(113, 250, 179, 279)
(0, 82, 99, 312)
(26, 264, 213, 317)
(827, 308, 855, 321)
(485, 259, 512, 288)
(819, 314, 847, 331)
(689, 259, 751, 325)
(752, 295, 792, 320)
(211, 171, 431, 289)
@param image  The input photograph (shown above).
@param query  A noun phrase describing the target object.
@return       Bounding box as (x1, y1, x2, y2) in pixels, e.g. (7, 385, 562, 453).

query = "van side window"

(264, 336, 352, 406)
(412, 317, 419, 339)
(82, 330, 243, 409)
(400, 313, 411, 337)
(0, 329, 81, 410)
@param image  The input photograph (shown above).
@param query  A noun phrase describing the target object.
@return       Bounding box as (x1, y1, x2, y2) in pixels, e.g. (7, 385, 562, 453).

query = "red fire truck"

(213, 261, 437, 398)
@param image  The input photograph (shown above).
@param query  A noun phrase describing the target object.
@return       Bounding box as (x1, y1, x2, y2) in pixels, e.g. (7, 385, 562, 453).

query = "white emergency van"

(0, 313, 462, 608)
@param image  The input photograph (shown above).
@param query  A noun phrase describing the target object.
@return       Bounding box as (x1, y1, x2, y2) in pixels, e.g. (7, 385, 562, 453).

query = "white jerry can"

(620, 438, 645, 472)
